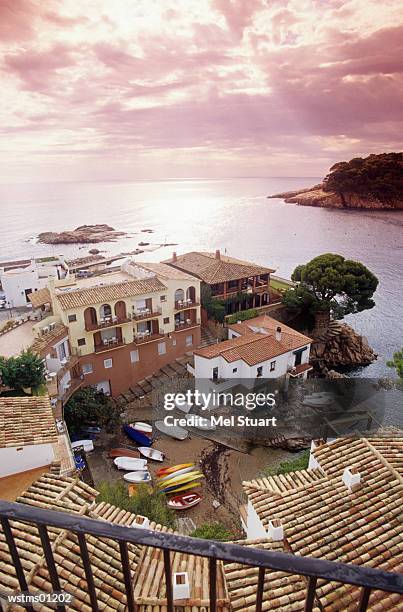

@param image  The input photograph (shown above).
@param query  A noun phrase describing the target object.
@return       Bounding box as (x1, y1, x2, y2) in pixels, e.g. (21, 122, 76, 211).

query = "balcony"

(132, 307, 162, 321)
(56, 355, 80, 382)
(94, 338, 126, 352)
(0, 500, 401, 612)
(59, 376, 83, 402)
(134, 332, 165, 344)
(85, 315, 131, 332)
(175, 300, 199, 311)
(174, 319, 199, 331)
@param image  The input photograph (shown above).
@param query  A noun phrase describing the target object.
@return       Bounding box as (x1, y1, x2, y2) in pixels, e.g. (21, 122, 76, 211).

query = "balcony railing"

(59, 376, 83, 402)
(174, 320, 198, 331)
(134, 332, 165, 344)
(94, 338, 126, 352)
(174, 300, 199, 311)
(132, 307, 162, 321)
(0, 500, 402, 612)
(56, 355, 80, 382)
(85, 315, 131, 332)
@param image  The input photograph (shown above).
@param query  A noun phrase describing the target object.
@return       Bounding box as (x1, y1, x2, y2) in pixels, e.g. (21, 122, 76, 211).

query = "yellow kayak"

(158, 471, 204, 489)
(156, 463, 194, 477)
(166, 481, 201, 494)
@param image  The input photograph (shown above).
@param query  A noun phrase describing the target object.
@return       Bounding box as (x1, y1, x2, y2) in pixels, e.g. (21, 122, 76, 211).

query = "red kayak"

(167, 492, 202, 510)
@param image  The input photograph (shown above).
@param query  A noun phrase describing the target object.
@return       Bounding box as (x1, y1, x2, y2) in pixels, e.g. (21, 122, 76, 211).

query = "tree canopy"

(0, 349, 45, 392)
(64, 386, 120, 436)
(323, 152, 403, 204)
(283, 253, 378, 319)
(386, 349, 403, 379)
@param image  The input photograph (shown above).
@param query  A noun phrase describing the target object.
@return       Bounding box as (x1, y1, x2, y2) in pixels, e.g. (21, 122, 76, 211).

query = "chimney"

(173, 572, 190, 600)
(215, 249, 221, 260)
(267, 519, 284, 541)
(275, 326, 282, 341)
(342, 467, 361, 491)
(172, 252, 177, 263)
(132, 515, 150, 529)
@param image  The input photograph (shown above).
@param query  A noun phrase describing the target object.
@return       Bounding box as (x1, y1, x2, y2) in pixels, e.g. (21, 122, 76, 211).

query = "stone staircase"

(199, 325, 218, 348)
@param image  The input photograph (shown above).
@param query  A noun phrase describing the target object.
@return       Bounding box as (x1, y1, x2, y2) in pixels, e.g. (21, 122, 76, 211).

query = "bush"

(0, 350, 46, 392)
(97, 482, 176, 528)
(191, 522, 233, 541)
(262, 450, 310, 476)
(227, 308, 258, 324)
(64, 386, 120, 436)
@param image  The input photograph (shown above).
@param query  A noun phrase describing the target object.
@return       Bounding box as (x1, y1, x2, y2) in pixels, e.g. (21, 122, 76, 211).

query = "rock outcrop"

(269, 183, 403, 210)
(38, 224, 127, 245)
(310, 320, 377, 373)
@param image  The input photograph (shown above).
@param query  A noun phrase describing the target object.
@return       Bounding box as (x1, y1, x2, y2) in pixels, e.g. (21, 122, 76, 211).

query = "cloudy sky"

(1, 0, 402, 182)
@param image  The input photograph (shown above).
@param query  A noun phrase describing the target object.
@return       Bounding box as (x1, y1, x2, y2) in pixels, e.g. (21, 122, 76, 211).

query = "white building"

(0, 256, 68, 308)
(190, 315, 312, 394)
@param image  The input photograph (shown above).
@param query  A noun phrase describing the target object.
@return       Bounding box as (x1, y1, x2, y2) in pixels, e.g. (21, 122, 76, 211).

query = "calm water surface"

(1, 177, 402, 389)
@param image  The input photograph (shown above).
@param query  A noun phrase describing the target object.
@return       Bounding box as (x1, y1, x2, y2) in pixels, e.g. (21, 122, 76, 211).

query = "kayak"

(166, 481, 201, 494)
(114, 457, 147, 471)
(167, 492, 201, 510)
(159, 474, 204, 494)
(158, 466, 196, 482)
(71, 440, 94, 452)
(132, 422, 152, 434)
(108, 447, 140, 459)
(138, 447, 164, 461)
(123, 471, 151, 483)
(156, 463, 194, 478)
(158, 471, 204, 489)
(155, 420, 188, 440)
(123, 424, 152, 447)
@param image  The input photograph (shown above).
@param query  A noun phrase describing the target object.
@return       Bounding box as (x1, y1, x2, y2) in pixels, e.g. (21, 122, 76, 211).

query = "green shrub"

(227, 308, 258, 324)
(262, 449, 310, 476)
(191, 522, 233, 541)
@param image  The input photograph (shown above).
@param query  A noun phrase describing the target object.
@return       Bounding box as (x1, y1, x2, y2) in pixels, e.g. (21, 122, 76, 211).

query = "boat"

(132, 422, 152, 434)
(159, 474, 204, 494)
(158, 466, 196, 482)
(167, 492, 202, 510)
(123, 424, 152, 447)
(158, 471, 204, 489)
(108, 447, 140, 459)
(184, 413, 216, 431)
(138, 447, 164, 462)
(165, 481, 201, 494)
(114, 457, 147, 471)
(302, 395, 334, 408)
(74, 455, 85, 471)
(81, 426, 102, 434)
(155, 420, 188, 440)
(123, 471, 151, 483)
(71, 440, 94, 452)
(156, 463, 194, 478)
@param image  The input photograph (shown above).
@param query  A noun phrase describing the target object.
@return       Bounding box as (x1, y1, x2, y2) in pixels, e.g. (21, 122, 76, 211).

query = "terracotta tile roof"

(241, 436, 403, 611)
(0, 396, 58, 448)
(134, 261, 200, 281)
(55, 277, 167, 310)
(30, 323, 68, 356)
(194, 317, 311, 366)
(164, 251, 275, 284)
(28, 287, 51, 308)
(243, 468, 326, 495)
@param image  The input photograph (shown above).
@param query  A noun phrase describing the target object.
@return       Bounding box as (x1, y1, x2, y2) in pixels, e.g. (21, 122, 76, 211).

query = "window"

(77, 338, 86, 346)
(160, 295, 167, 302)
(163, 317, 170, 324)
(68, 314, 77, 323)
(232, 367, 238, 373)
(185, 334, 193, 347)
(104, 358, 113, 368)
(130, 350, 139, 363)
(158, 342, 166, 355)
(270, 361, 276, 372)
(82, 363, 93, 375)
(172, 338, 177, 346)
(257, 366, 263, 378)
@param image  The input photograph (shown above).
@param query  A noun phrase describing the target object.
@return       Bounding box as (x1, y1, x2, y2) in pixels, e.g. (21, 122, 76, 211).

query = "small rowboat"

(158, 466, 196, 482)
(123, 471, 151, 483)
(108, 447, 140, 459)
(71, 440, 94, 452)
(158, 471, 203, 489)
(124, 424, 152, 447)
(133, 422, 152, 434)
(155, 420, 188, 440)
(138, 447, 164, 462)
(114, 457, 147, 471)
(82, 426, 102, 434)
(167, 492, 201, 510)
(156, 463, 194, 478)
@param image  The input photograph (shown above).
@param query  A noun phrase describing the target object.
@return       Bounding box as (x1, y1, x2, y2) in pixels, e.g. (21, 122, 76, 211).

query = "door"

(96, 380, 111, 396)
(212, 367, 219, 381)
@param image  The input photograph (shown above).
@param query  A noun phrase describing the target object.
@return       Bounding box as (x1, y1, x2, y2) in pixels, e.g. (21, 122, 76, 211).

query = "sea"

(0, 177, 402, 424)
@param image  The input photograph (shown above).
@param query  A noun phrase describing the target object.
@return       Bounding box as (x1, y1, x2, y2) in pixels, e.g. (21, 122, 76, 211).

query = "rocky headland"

(38, 224, 128, 244)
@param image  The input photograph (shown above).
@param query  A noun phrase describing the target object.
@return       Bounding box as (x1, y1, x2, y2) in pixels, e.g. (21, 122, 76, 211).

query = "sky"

(1, 0, 402, 182)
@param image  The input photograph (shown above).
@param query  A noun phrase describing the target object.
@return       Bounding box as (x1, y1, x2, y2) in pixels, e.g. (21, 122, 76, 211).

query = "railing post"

(163, 549, 174, 612)
(77, 532, 99, 612)
(37, 525, 65, 612)
(209, 557, 217, 612)
(358, 586, 372, 612)
(255, 566, 265, 612)
(304, 576, 317, 612)
(0, 517, 35, 612)
(119, 541, 136, 612)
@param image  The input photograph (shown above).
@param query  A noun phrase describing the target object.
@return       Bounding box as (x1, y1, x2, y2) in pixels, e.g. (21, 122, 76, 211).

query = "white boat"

(123, 470, 151, 483)
(155, 420, 189, 440)
(138, 447, 165, 462)
(302, 395, 334, 408)
(184, 413, 216, 431)
(114, 457, 147, 471)
(71, 440, 94, 452)
(133, 421, 152, 434)
(174, 399, 193, 414)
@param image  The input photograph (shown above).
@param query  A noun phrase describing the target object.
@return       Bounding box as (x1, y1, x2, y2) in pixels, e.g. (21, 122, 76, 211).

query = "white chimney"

(215, 249, 221, 260)
(267, 519, 283, 541)
(342, 467, 361, 491)
(173, 572, 190, 600)
(275, 326, 282, 341)
(132, 515, 150, 529)
(172, 252, 177, 263)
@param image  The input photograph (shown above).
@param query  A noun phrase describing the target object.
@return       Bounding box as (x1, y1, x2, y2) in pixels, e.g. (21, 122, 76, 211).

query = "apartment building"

(29, 259, 201, 396)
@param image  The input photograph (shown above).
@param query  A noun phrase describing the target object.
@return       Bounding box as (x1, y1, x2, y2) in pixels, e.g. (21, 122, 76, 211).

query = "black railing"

(0, 500, 402, 612)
